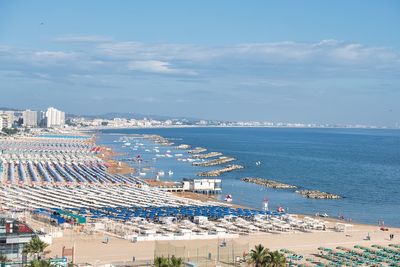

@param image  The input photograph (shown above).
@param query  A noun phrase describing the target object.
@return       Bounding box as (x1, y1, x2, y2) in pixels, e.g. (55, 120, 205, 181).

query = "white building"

(45, 107, 65, 128)
(182, 178, 222, 194)
(22, 110, 38, 127)
(0, 112, 14, 128)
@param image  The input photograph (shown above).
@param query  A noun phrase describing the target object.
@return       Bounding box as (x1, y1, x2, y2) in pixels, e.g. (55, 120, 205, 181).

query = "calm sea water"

(97, 127, 400, 226)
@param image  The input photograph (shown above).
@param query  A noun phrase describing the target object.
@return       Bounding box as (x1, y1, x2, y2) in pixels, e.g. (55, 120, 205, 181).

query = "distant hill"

(0, 107, 20, 111)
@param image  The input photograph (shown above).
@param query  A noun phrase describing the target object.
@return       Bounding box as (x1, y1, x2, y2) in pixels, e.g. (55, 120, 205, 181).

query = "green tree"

(23, 236, 49, 260)
(169, 255, 183, 267)
(1, 127, 18, 135)
(28, 259, 52, 267)
(248, 244, 270, 267)
(154, 256, 184, 267)
(154, 256, 170, 267)
(267, 250, 286, 267)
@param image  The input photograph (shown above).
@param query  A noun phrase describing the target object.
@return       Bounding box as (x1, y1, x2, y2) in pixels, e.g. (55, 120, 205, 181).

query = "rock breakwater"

(192, 152, 223, 159)
(197, 165, 244, 177)
(241, 177, 297, 189)
(188, 147, 207, 154)
(192, 156, 235, 167)
(295, 190, 342, 199)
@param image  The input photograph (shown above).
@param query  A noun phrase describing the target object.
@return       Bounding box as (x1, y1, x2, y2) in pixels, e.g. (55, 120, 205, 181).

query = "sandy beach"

(95, 146, 134, 175)
(42, 221, 400, 265)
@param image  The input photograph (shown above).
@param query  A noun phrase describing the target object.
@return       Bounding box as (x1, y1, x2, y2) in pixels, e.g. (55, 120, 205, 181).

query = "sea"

(97, 127, 400, 227)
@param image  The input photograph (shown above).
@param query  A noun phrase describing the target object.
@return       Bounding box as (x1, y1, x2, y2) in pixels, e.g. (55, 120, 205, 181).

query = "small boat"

(139, 172, 146, 176)
(157, 171, 165, 176)
(168, 170, 173, 176)
(256, 161, 261, 166)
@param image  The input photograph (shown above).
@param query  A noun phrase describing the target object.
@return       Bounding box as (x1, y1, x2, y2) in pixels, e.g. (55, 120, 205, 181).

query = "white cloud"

(54, 35, 113, 43)
(95, 40, 400, 67)
(127, 60, 196, 75)
(0, 39, 399, 81)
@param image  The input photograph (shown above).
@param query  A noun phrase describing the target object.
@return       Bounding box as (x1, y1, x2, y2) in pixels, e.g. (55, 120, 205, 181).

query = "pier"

(197, 164, 244, 177)
(241, 177, 297, 189)
(192, 156, 236, 167)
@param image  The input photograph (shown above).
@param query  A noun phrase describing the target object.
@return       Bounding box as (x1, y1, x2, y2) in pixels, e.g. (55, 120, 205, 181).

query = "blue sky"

(0, 1, 399, 126)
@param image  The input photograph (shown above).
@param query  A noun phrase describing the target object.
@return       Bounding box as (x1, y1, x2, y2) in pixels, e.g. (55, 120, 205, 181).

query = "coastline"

(95, 132, 392, 229)
(95, 145, 135, 175)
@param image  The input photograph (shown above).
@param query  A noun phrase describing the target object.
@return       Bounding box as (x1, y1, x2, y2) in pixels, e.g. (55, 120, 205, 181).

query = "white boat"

(139, 172, 146, 176)
(157, 171, 165, 176)
(168, 170, 173, 176)
(124, 142, 131, 146)
(165, 154, 173, 158)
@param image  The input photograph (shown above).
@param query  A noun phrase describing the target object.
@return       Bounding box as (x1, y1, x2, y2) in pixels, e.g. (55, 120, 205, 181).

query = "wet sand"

(96, 146, 134, 175)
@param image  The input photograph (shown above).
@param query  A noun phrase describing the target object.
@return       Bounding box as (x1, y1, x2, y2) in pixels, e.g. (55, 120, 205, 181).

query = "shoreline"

(93, 132, 398, 228)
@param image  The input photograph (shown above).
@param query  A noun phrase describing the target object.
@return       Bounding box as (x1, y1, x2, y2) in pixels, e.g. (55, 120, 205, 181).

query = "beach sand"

(95, 146, 134, 175)
(43, 222, 400, 265)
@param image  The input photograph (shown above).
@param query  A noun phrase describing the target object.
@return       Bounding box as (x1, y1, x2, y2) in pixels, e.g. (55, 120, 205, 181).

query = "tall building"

(22, 109, 38, 127)
(37, 111, 46, 127)
(0, 111, 14, 128)
(45, 107, 65, 128)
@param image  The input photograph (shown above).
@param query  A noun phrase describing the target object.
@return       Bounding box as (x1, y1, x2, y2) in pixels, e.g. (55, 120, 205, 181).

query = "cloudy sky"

(0, 1, 399, 126)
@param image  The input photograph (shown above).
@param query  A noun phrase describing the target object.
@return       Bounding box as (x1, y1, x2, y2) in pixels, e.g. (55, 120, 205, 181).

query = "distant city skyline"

(0, 1, 399, 127)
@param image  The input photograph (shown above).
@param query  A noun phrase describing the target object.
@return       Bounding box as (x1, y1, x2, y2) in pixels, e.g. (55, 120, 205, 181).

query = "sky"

(0, 1, 399, 126)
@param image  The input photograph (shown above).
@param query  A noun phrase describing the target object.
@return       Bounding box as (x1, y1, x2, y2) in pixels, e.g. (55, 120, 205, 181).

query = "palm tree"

(248, 244, 270, 267)
(267, 250, 286, 267)
(23, 236, 49, 260)
(169, 255, 183, 267)
(154, 256, 170, 267)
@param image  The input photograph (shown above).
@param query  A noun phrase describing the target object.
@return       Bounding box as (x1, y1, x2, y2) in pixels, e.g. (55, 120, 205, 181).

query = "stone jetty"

(144, 135, 174, 146)
(295, 190, 342, 199)
(177, 144, 191, 149)
(188, 147, 207, 154)
(241, 177, 297, 189)
(192, 156, 235, 167)
(197, 165, 244, 177)
(192, 152, 223, 159)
